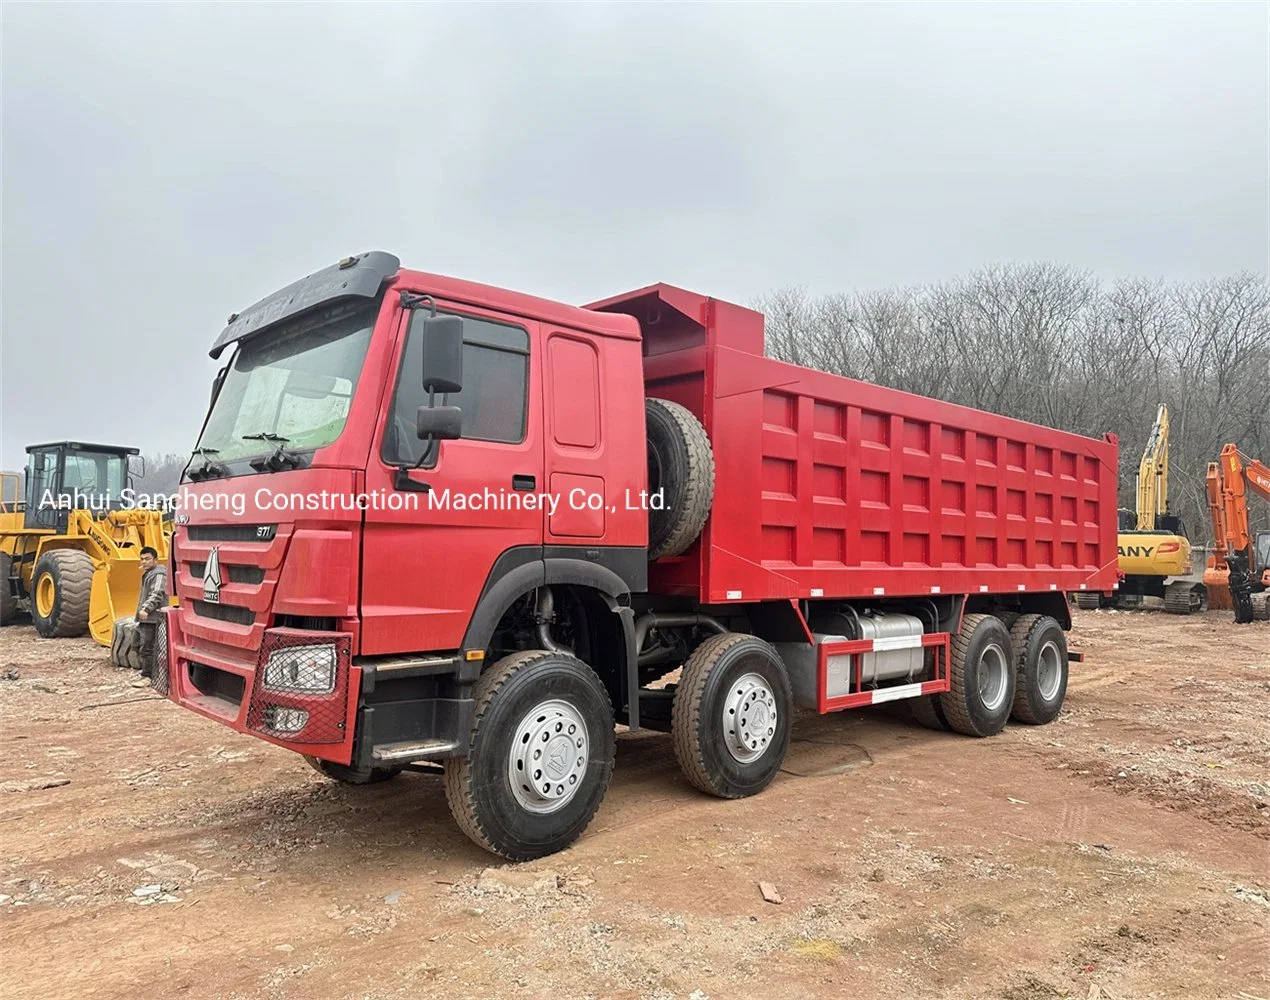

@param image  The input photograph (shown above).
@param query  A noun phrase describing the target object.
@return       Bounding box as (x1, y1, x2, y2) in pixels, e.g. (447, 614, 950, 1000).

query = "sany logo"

(1118, 545, 1155, 558)
(202, 547, 223, 604)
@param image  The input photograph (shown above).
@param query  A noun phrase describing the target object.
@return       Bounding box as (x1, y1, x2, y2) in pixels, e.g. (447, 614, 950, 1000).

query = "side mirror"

(128, 455, 147, 480)
(416, 405, 462, 441)
(421, 315, 464, 394)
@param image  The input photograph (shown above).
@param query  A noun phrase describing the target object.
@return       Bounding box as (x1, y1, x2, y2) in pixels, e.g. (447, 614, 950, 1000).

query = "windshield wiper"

(186, 446, 229, 482)
(243, 432, 303, 473)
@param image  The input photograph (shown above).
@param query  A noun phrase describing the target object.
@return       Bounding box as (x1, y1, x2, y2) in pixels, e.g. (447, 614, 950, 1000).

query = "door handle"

(512, 475, 536, 491)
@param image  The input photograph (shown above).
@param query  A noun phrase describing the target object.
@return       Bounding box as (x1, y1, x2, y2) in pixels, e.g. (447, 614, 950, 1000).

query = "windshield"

(29, 449, 128, 506)
(1256, 531, 1270, 574)
(195, 300, 377, 465)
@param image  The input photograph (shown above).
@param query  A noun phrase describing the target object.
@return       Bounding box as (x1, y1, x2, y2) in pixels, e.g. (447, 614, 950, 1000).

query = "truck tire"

(910, 694, 951, 732)
(305, 756, 402, 785)
(672, 632, 792, 798)
(939, 614, 1014, 738)
(1008, 614, 1068, 725)
(996, 611, 1020, 630)
(30, 549, 93, 638)
(646, 397, 715, 560)
(110, 617, 135, 667)
(444, 649, 615, 861)
(0, 552, 17, 625)
(1072, 592, 1101, 611)
(1163, 581, 1207, 615)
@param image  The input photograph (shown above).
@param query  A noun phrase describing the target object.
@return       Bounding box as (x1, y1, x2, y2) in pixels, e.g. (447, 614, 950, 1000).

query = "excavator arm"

(1206, 444, 1270, 623)
(1136, 404, 1171, 531)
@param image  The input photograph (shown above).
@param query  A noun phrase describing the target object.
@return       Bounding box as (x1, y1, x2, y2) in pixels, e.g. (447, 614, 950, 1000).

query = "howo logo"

(1118, 544, 1155, 558)
(202, 547, 223, 603)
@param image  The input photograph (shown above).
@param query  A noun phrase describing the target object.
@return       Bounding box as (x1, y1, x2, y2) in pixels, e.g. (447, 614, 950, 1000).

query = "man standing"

(134, 546, 168, 678)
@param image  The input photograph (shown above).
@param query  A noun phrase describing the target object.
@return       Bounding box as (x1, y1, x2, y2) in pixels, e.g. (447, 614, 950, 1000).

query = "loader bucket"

(1202, 566, 1232, 611)
(88, 561, 142, 647)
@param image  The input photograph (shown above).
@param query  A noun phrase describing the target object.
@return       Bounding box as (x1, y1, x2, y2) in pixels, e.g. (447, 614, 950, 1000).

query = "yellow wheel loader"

(0, 441, 171, 646)
(1073, 405, 1206, 614)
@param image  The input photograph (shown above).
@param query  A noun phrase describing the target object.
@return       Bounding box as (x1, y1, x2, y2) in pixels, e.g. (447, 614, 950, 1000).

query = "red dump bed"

(589, 284, 1120, 604)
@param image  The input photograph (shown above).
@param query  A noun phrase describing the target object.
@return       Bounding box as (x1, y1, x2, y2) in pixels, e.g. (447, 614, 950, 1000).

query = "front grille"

(186, 524, 276, 542)
(189, 562, 265, 585)
(151, 614, 171, 696)
(191, 600, 256, 626)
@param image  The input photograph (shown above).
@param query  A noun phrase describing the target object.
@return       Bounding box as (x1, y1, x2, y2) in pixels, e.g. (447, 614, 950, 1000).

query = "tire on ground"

(305, 756, 402, 785)
(31, 549, 93, 638)
(910, 694, 951, 732)
(1007, 614, 1068, 725)
(671, 632, 793, 798)
(939, 613, 1014, 737)
(645, 397, 715, 560)
(0, 552, 18, 626)
(110, 617, 135, 667)
(444, 649, 615, 861)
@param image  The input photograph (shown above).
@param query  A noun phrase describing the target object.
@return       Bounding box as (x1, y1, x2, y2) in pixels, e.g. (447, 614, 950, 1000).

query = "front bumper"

(160, 608, 362, 766)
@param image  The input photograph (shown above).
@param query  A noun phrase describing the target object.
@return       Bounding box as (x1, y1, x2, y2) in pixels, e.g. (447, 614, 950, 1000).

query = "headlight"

(263, 644, 336, 694)
(267, 707, 309, 733)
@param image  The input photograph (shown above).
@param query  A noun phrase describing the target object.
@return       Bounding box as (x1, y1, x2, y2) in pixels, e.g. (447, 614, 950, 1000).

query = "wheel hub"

(722, 672, 778, 764)
(509, 699, 589, 814)
(35, 574, 55, 618)
(1036, 640, 1062, 701)
(978, 643, 1008, 712)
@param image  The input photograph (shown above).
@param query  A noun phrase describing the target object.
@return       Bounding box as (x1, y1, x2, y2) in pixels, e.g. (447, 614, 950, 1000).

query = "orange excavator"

(1204, 443, 1270, 623)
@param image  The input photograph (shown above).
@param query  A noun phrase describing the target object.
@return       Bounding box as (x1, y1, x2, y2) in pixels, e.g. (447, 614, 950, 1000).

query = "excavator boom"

(1205, 443, 1270, 623)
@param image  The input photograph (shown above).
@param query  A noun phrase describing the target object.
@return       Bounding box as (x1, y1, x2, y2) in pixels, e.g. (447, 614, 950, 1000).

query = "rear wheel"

(0, 553, 17, 625)
(31, 549, 93, 638)
(939, 614, 1014, 737)
(672, 633, 793, 798)
(305, 756, 402, 785)
(1008, 614, 1068, 725)
(444, 650, 615, 860)
(910, 694, 951, 732)
(1163, 581, 1207, 615)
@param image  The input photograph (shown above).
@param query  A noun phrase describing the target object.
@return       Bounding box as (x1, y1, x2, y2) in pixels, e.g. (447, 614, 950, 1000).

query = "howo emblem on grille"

(202, 547, 223, 604)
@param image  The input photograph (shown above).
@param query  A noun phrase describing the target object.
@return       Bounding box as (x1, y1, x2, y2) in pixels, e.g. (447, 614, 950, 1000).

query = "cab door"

(360, 297, 542, 656)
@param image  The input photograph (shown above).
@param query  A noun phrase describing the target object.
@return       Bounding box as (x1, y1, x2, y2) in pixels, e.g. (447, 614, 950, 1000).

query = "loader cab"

(23, 442, 139, 531)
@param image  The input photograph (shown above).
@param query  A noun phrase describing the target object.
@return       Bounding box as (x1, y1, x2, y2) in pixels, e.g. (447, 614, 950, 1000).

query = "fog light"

(268, 707, 309, 733)
(263, 645, 336, 694)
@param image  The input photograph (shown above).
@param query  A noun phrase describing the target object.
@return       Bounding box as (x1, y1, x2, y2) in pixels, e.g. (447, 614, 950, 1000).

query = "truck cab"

(166, 254, 651, 849)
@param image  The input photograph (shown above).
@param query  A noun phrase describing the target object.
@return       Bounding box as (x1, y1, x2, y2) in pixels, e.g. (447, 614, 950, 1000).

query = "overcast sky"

(2, 2, 1266, 468)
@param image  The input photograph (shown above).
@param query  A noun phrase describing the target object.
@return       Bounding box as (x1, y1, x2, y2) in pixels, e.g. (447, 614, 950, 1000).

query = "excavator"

(1075, 404, 1206, 613)
(1204, 443, 1270, 623)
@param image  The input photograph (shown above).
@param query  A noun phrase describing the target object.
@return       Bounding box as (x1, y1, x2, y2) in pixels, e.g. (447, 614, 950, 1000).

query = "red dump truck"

(159, 252, 1118, 859)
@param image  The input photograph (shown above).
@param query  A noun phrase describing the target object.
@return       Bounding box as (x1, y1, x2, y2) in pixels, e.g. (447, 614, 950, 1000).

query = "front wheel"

(444, 650, 615, 861)
(305, 756, 402, 785)
(672, 633, 793, 798)
(31, 549, 93, 638)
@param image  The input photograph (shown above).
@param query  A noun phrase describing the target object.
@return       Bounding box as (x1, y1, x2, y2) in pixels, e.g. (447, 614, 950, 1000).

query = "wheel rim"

(1036, 640, 1063, 702)
(722, 672, 779, 764)
(35, 574, 55, 618)
(977, 643, 1009, 712)
(508, 699, 590, 814)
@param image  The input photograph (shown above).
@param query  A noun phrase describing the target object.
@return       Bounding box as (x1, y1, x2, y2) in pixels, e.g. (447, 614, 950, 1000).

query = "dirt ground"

(2, 610, 1267, 1000)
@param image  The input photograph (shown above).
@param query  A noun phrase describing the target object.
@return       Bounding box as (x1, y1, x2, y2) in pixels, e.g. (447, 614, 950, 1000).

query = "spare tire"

(110, 617, 135, 668)
(645, 398, 715, 560)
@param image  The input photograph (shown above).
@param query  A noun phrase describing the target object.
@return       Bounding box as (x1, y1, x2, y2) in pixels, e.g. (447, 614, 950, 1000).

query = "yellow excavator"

(0, 441, 171, 646)
(1075, 404, 1206, 613)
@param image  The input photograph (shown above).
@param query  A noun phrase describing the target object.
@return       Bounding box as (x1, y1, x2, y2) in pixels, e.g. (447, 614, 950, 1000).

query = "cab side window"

(383, 310, 529, 466)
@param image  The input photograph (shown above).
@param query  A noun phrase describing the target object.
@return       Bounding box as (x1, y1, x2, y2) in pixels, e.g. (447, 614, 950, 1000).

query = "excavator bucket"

(1203, 566, 1232, 611)
(88, 560, 142, 647)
